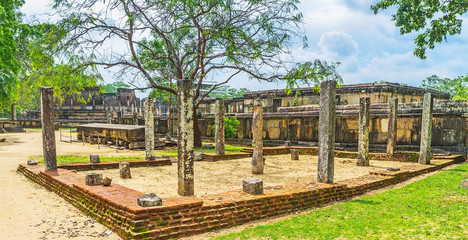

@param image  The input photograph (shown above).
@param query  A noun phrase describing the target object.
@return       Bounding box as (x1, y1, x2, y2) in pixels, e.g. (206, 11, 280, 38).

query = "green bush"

(211, 116, 240, 139)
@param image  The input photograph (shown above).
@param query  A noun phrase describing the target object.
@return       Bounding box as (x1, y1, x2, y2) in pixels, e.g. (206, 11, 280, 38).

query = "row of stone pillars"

(38, 81, 435, 195)
(316, 81, 434, 183)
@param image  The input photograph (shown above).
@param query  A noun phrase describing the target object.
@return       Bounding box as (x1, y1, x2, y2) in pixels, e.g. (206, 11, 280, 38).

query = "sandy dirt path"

(0, 129, 124, 240)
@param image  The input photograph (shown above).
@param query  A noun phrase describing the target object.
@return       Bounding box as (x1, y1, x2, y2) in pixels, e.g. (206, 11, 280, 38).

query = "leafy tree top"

(53, 0, 342, 108)
(421, 74, 468, 100)
(372, 0, 468, 59)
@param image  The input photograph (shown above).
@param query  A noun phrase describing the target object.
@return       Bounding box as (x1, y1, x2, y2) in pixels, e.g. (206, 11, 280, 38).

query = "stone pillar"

(40, 87, 57, 171)
(387, 98, 398, 155)
(252, 98, 264, 174)
(357, 97, 370, 166)
(419, 93, 433, 164)
(177, 79, 194, 196)
(317, 80, 336, 183)
(11, 103, 16, 120)
(119, 162, 132, 178)
(133, 112, 138, 126)
(215, 100, 225, 155)
(107, 107, 112, 124)
(145, 98, 155, 161)
(290, 149, 299, 160)
(117, 111, 122, 124)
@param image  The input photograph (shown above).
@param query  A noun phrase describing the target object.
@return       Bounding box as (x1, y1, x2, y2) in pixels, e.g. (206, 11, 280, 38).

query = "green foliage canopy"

(0, 0, 24, 103)
(211, 116, 240, 139)
(421, 74, 468, 100)
(101, 81, 131, 93)
(372, 0, 468, 59)
(208, 86, 250, 99)
(53, 0, 342, 106)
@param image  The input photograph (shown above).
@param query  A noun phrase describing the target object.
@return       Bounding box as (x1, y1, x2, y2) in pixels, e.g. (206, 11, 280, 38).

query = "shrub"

(211, 116, 240, 139)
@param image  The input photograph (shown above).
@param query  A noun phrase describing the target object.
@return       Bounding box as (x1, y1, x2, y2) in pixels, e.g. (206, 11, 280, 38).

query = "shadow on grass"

(446, 169, 468, 173)
(351, 199, 382, 205)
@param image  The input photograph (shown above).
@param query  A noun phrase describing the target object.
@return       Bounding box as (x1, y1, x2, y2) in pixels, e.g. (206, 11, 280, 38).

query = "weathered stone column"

(177, 79, 195, 196)
(387, 98, 398, 155)
(106, 107, 112, 124)
(215, 100, 225, 155)
(317, 80, 336, 183)
(252, 98, 264, 174)
(11, 103, 16, 120)
(145, 98, 155, 161)
(419, 93, 433, 164)
(117, 111, 122, 124)
(357, 97, 370, 166)
(133, 112, 138, 125)
(40, 87, 57, 171)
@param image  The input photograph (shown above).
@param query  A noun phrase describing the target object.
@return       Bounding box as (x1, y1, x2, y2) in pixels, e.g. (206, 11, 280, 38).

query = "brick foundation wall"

(242, 146, 420, 162)
(17, 155, 464, 239)
(57, 159, 172, 171)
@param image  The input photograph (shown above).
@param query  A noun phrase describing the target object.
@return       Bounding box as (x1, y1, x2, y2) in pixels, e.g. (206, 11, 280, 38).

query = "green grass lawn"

(32, 143, 245, 164)
(216, 163, 468, 240)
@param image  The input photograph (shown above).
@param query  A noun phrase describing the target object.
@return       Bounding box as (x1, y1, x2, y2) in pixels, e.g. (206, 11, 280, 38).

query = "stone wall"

(194, 100, 468, 153)
(197, 82, 450, 115)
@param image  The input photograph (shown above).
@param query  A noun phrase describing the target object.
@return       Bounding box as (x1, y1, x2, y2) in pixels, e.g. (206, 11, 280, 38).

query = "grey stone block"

(194, 152, 203, 161)
(290, 149, 299, 160)
(27, 160, 38, 165)
(137, 193, 162, 207)
(119, 162, 132, 178)
(460, 179, 468, 189)
(90, 154, 100, 164)
(243, 177, 263, 195)
(387, 167, 400, 171)
(85, 173, 103, 186)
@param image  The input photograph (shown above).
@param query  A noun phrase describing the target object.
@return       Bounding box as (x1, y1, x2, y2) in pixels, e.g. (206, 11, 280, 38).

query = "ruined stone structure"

(11, 82, 468, 154)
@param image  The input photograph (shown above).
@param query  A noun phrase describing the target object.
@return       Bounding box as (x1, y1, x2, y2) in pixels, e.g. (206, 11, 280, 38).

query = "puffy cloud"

(318, 31, 358, 57)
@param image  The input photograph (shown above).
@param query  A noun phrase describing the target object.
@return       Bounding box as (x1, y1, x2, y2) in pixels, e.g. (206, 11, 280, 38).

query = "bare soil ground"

(84, 155, 414, 198)
(0, 129, 124, 240)
(0, 129, 448, 240)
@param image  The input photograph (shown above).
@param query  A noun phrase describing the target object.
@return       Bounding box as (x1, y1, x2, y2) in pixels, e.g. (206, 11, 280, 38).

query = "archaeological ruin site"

(0, 81, 465, 239)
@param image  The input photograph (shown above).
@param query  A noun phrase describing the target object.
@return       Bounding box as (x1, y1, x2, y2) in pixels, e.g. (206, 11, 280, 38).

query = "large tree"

(0, 23, 102, 118)
(372, 0, 468, 59)
(0, 0, 24, 103)
(53, 0, 340, 195)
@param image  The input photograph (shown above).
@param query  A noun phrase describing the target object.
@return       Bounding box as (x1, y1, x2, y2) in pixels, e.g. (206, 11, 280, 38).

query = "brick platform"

(202, 152, 252, 161)
(17, 155, 464, 239)
(243, 146, 420, 162)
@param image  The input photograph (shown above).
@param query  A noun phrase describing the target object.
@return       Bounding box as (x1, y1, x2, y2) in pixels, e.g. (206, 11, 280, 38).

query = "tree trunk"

(193, 110, 202, 148)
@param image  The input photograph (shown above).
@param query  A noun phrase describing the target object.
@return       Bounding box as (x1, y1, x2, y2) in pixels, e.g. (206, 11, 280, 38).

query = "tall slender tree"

(0, 0, 24, 103)
(53, 0, 341, 147)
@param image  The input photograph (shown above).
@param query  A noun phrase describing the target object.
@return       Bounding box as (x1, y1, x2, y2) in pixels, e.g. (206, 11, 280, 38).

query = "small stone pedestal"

(119, 162, 132, 178)
(102, 177, 112, 186)
(85, 173, 103, 186)
(460, 179, 468, 189)
(243, 177, 263, 195)
(137, 193, 162, 207)
(290, 149, 299, 160)
(90, 154, 100, 164)
(194, 152, 203, 161)
(27, 160, 38, 165)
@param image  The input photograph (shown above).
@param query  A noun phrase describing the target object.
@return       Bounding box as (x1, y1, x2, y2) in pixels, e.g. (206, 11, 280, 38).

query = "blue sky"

(21, 0, 468, 94)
